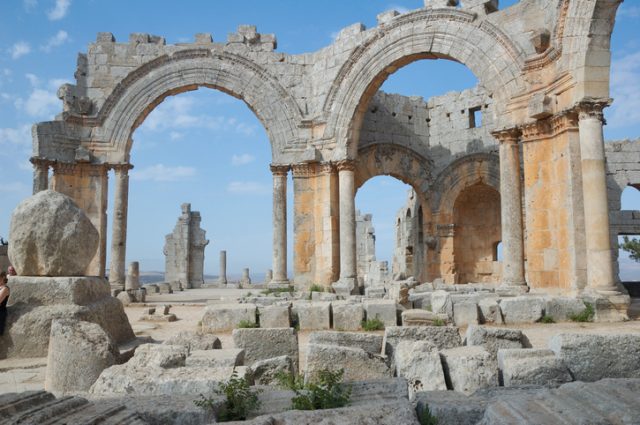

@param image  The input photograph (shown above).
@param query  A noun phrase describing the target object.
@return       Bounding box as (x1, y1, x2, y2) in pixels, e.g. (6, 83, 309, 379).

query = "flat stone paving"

(0, 287, 638, 395)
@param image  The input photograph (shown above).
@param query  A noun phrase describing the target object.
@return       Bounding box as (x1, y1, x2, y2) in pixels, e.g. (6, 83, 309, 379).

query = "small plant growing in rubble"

(361, 317, 385, 331)
(569, 302, 595, 322)
(276, 369, 351, 411)
(194, 369, 261, 421)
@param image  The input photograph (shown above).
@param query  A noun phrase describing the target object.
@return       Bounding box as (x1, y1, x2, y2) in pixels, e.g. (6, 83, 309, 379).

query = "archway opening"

(618, 185, 640, 282)
(107, 88, 286, 287)
(452, 182, 501, 284)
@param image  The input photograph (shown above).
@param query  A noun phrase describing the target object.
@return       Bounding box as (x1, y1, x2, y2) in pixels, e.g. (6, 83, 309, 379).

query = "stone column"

(30, 158, 49, 194)
(577, 100, 617, 293)
(109, 164, 132, 292)
(334, 160, 357, 293)
(218, 250, 227, 285)
(270, 164, 289, 285)
(494, 129, 527, 288)
(125, 261, 140, 290)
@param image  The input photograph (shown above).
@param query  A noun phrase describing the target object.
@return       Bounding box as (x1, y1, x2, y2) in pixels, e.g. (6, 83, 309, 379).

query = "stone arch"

(323, 8, 526, 159)
(88, 49, 303, 163)
(432, 153, 500, 216)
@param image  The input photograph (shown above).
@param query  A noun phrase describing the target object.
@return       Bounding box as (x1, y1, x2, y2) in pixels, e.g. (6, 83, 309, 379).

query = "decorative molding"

(335, 159, 356, 172)
(270, 164, 291, 177)
(291, 162, 317, 178)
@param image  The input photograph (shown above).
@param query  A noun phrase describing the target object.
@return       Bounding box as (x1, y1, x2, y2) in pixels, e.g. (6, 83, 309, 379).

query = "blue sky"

(0, 0, 639, 280)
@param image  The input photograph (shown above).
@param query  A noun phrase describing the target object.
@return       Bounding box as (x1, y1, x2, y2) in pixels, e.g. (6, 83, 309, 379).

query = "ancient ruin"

(1, 0, 639, 423)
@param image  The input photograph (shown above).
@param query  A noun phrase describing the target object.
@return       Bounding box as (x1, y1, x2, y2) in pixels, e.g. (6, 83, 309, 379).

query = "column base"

(582, 288, 630, 322)
(332, 277, 358, 296)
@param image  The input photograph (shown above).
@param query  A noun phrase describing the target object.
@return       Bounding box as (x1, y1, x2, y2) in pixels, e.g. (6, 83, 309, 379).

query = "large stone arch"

(323, 8, 526, 159)
(87, 49, 303, 163)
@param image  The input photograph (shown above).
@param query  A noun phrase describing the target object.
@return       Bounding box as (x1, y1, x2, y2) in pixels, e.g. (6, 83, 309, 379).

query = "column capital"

(110, 163, 134, 173)
(291, 162, 317, 178)
(335, 159, 356, 172)
(574, 98, 611, 123)
(269, 164, 290, 177)
(491, 127, 521, 144)
(318, 162, 336, 175)
(29, 157, 53, 167)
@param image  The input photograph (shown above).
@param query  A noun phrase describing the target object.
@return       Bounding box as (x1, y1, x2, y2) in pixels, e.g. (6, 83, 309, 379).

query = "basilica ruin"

(1, 0, 639, 423)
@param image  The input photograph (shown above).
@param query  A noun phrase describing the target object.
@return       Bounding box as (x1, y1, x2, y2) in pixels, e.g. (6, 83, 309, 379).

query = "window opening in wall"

(469, 106, 482, 128)
(494, 241, 503, 261)
(618, 185, 640, 282)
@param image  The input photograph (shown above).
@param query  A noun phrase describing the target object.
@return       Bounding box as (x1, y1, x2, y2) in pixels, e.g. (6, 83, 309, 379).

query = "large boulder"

(395, 340, 447, 399)
(8, 190, 99, 276)
(304, 343, 392, 382)
(497, 348, 572, 387)
(232, 328, 298, 371)
(44, 319, 119, 395)
(439, 346, 499, 395)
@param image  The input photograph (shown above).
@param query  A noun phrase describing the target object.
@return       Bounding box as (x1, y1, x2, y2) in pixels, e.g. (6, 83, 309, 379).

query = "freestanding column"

(270, 165, 289, 285)
(494, 129, 527, 288)
(577, 101, 617, 292)
(31, 158, 49, 194)
(218, 250, 227, 285)
(334, 160, 357, 293)
(109, 164, 132, 292)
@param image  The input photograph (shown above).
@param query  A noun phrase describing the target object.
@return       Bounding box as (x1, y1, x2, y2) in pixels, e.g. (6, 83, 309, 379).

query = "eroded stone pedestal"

(0, 276, 135, 359)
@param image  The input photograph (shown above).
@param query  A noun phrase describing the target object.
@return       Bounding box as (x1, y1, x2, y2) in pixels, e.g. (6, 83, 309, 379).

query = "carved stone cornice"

(491, 127, 521, 144)
(291, 162, 317, 178)
(29, 157, 54, 169)
(335, 159, 356, 172)
(520, 109, 580, 143)
(575, 99, 611, 123)
(318, 162, 336, 175)
(52, 162, 109, 177)
(270, 164, 290, 177)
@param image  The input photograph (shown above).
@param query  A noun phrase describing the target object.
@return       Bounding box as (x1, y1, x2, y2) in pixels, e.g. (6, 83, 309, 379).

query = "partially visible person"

(7, 266, 16, 276)
(0, 272, 9, 336)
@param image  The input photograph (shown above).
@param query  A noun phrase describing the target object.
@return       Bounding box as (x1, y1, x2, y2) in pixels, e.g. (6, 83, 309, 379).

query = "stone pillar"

(108, 164, 132, 292)
(265, 269, 273, 284)
(334, 160, 357, 294)
(270, 164, 289, 285)
(30, 158, 49, 194)
(125, 261, 140, 290)
(494, 129, 527, 288)
(218, 250, 227, 285)
(577, 101, 617, 293)
(240, 268, 251, 286)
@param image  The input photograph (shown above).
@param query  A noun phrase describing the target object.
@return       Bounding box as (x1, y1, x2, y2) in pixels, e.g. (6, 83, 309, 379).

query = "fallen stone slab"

(465, 325, 530, 358)
(304, 343, 392, 382)
(478, 298, 503, 324)
(162, 331, 221, 353)
(201, 303, 257, 332)
(497, 348, 572, 387)
(308, 331, 383, 354)
(127, 344, 188, 369)
(232, 328, 298, 372)
(331, 301, 364, 331)
(363, 300, 398, 327)
(296, 302, 331, 330)
(258, 305, 291, 328)
(440, 346, 499, 395)
(383, 326, 462, 360)
(431, 290, 453, 318)
(401, 309, 449, 326)
(499, 296, 544, 324)
(185, 349, 244, 368)
(453, 301, 479, 326)
(251, 355, 294, 386)
(543, 297, 586, 322)
(395, 340, 447, 399)
(549, 333, 640, 381)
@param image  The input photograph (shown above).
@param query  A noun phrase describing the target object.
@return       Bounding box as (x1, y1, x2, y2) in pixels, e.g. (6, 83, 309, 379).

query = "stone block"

(544, 297, 586, 322)
(363, 300, 397, 327)
(201, 303, 257, 332)
(297, 302, 331, 330)
(332, 302, 364, 331)
(395, 341, 447, 399)
(401, 309, 449, 326)
(308, 331, 383, 355)
(431, 290, 453, 318)
(163, 331, 221, 353)
(232, 328, 298, 372)
(304, 343, 392, 382)
(409, 292, 432, 310)
(497, 348, 572, 387)
(453, 302, 479, 326)
(384, 326, 462, 359)
(259, 305, 291, 328)
(549, 333, 640, 381)
(128, 344, 188, 369)
(415, 391, 487, 425)
(364, 286, 386, 298)
(251, 355, 294, 386)
(440, 346, 499, 395)
(499, 296, 544, 324)
(186, 349, 244, 368)
(45, 319, 119, 395)
(465, 325, 530, 358)
(478, 298, 503, 324)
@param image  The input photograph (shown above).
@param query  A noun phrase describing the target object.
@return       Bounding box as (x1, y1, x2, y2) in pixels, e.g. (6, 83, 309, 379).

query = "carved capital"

(575, 99, 611, 123)
(491, 127, 521, 144)
(318, 162, 336, 175)
(29, 157, 53, 169)
(291, 162, 317, 178)
(335, 159, 356, 172)
(270, 164, 290, 177)
(110, 163, 134, 174)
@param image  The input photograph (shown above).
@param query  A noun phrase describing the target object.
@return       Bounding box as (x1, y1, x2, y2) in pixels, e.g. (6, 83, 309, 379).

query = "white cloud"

(47, 0, 71, 20)
(10, 42, 31, 60)
(41, 30, 70, 52)
(231, 153, 256, 166)
(130, 164, 196, 182)
(618, 5, 640, 19)
(608, 50, 640, 128)
(169, 131, 183, 141)
(17, 88, 59, 117)
(0, 124, 31, 146)
(0, 182, 30, 193)
(226, 181, 270, 195)
(25, 73, 39, 87)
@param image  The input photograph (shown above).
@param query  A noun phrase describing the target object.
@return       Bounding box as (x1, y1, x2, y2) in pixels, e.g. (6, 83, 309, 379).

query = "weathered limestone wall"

(164, 203, 209, 289)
